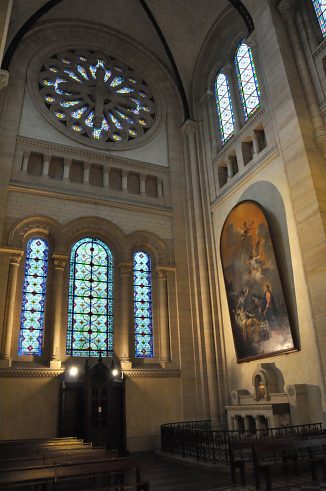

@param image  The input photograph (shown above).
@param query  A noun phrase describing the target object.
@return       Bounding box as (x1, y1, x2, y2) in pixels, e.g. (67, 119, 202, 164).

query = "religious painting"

(220, 200, 295, 363)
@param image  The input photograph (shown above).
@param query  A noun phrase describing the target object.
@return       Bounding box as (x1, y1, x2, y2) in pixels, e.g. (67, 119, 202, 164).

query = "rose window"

(38, 49, 156, 144)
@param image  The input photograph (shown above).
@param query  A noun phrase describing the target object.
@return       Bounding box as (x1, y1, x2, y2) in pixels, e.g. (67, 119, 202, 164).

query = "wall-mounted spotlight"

(112, 368, 119, 377)
(69, 366, 79, 377)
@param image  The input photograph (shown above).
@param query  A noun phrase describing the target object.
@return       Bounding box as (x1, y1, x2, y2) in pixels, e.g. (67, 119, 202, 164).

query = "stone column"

(235, 142, 245, 171)
(0, 250, 23, 367)
(63, 158, 71, 180)
(204, 90, 220, 158)
(244, 416, 250, 432)
(140, 174, 146, 195)
(103, 167, 110, 187)
(83, 162, 90, 184)
(118, 262, 132, 369)
(50, 254, 68, 369)
(0, 0, 12, 90)
(230, 416, 235, 431)
(278, 0, 326, 157)
(226, 156, 234, 181)
(42, 154, 51, 177)
(157, 268, 171, 367)
(122, 170, 128, 192)
(182, 120, 220, 423)
(233, 416, 239, 431)
(224, 63, 241, 132)
(21, 151, 30, 174)
(255, 416, 262, 431)
(252, 131, 260, 157)
(157, 178, 163, 198)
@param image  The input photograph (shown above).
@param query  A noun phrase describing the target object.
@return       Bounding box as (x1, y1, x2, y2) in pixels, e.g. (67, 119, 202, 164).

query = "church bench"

(0, 448, 116, 470)
(0, 442, 92, 459)
(0, 456, 145, 490)
(251, 436, 326, 490)
(229, 435, 326, 490)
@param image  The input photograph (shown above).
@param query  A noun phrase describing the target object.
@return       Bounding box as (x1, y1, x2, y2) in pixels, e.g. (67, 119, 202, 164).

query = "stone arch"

(192, 6, 248, 107)
(8, 215, 64, 252)
(63, 216, 126, 262)
(122, 230, 171, 265)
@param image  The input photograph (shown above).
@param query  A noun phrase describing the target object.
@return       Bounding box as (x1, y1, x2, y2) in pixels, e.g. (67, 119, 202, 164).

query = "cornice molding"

(123, 369, 181, 378)
(16, 137, 169, 174)
(211, 147, 279, 211)
(0, 369, 64, 378)
(214, 107, 265, 162)
(8, 184, 173, 218)
(0, 368, 180, 379)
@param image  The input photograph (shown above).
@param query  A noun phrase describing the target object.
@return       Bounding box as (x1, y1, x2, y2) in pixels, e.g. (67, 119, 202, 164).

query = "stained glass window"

(18, 237, 49, 356)
(235, 42, 260, 120)
(312, 0, 326, 36)
(39, 49, 156, 145)
(67, 237, 114, 357)
(134, 251, 153, 358)
(215, 71, 234, 144)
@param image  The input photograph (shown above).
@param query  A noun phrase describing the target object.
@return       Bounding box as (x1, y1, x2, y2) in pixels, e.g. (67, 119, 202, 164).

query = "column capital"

(64, 157, 72, 165)
(181, 119, 200, 136)
(121, 169, 129, 177)
(52, 254, 68, 270)
(9, 252, 24, 266)
(277, 0, 296, 19)
(0, 70, 9, 90)
(43, 153, 52, 162)
(199, 90, 214, 105)
(246, 32, 257, 49)
(118, 262, 132, 275)
(223, 63, 234, 75)
(23, 150, 31, 159)
(157, 269, 167, 280)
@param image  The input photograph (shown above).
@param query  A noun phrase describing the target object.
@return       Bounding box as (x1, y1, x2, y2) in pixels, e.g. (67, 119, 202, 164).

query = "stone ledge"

(0, 369, 64, 378)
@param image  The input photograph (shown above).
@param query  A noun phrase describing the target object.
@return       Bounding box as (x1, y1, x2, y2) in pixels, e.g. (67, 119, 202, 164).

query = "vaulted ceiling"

(4, 0, 252, 117)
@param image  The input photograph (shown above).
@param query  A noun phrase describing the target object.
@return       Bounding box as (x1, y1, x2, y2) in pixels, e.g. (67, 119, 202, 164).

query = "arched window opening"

(18, 237, 49, 356)
(67, 237, 114, 357)
(235, 42, 260, 121)
(312, 0, 326, 36)
(133, 250, 154, 358)
(214, 71, 235, 144)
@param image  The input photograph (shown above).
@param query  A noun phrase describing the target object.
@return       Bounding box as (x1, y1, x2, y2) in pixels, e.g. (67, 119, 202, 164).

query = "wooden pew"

(0, 456, 149, 490)
(0, 442, 92, 459)
(0, 448, 116, 470)
(228, 434, 326, 490)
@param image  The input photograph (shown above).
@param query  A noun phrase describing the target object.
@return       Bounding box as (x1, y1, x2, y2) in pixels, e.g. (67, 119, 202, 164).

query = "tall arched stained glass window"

(215, 71, 234, 144)
(133, 251, 153, 358)
(67, 237, 114, 357)
(312, 0, 326, 36)
(235, 41, 260, 121)
(18, 237, 49, 356)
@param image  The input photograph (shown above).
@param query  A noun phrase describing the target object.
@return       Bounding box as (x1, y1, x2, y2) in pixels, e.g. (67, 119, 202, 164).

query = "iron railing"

(160, 422, 323, 464)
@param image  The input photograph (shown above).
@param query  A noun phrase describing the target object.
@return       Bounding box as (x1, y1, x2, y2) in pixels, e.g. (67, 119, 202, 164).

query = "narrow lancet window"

(67, 237, 114, 357)
(235, 42, 260, 120)
(18, 237, 49, 355)
(133, 250, 154, 358)
(312, 0, 326, 36)
(215, 71, 235, 144)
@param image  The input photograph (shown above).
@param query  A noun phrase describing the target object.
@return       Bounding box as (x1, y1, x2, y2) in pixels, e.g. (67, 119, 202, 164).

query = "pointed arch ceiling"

(2, 0, 253, 120)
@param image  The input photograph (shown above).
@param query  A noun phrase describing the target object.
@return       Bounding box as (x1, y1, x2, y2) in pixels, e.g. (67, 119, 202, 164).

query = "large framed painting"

(220, 200, 296, 363)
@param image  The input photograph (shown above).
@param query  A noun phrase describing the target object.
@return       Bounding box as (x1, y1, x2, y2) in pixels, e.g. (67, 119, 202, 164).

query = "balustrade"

(15, 142, 167, 202)
(214, 109, 268, 191)
(160, 420, 323, 464)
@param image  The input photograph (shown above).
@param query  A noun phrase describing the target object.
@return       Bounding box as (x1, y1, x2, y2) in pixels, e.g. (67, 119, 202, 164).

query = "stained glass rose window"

(38, 49, 156, 144)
